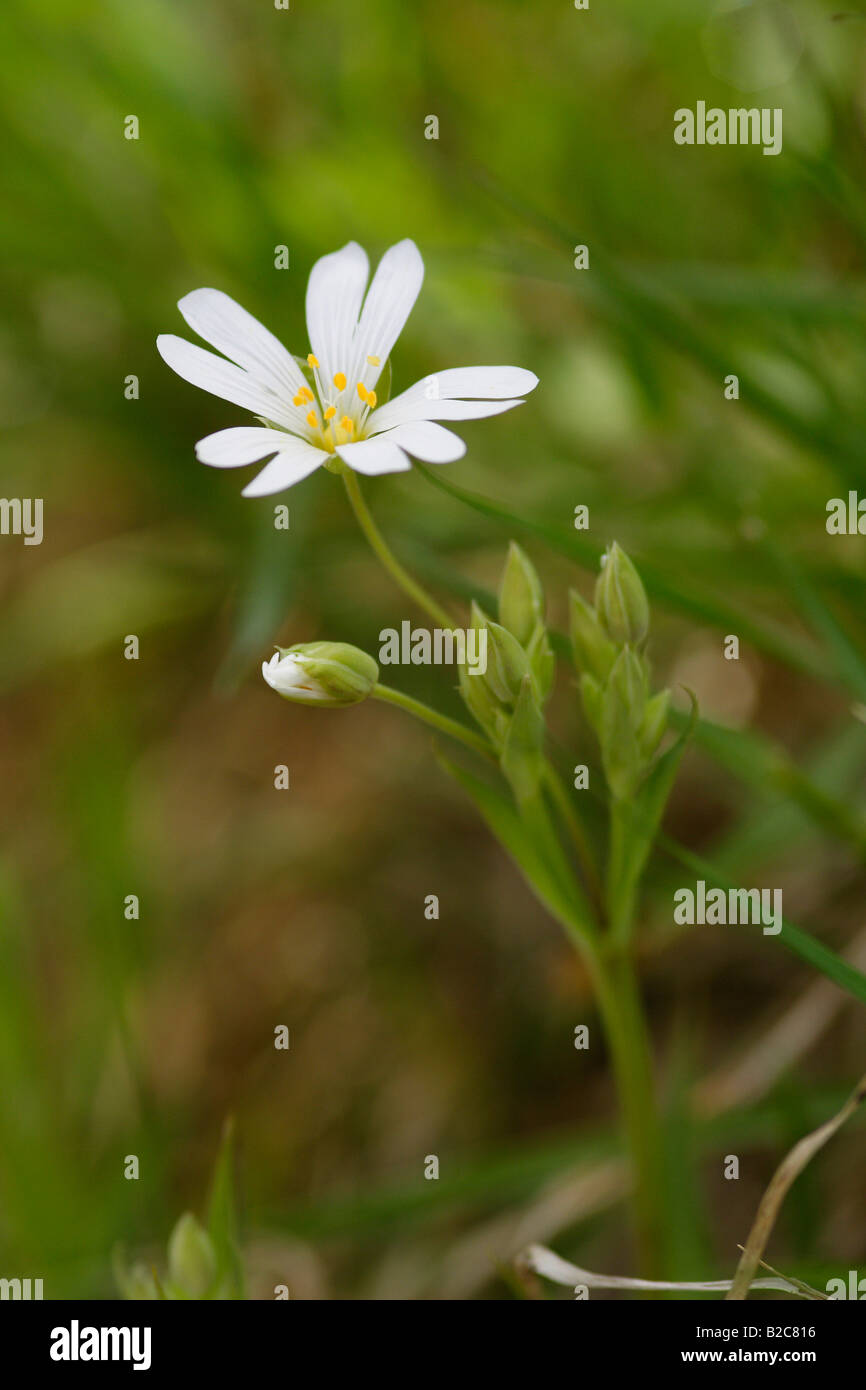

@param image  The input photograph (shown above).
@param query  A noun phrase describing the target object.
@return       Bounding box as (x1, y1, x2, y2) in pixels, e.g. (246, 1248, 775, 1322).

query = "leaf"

(439, 755, 594, 946)
(761, 535, 866, 704)
(206, 1117, 245, 1299)
(607, 691, 697, 942)
(657, 834, 866, 1008)
(632, 691, 698, 869)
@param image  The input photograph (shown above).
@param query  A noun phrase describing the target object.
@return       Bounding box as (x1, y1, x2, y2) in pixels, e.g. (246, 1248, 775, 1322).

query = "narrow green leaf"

(439, 755, 594, 946)
(657, 834, 866, 1008)
(206, 1118, 244, 1299)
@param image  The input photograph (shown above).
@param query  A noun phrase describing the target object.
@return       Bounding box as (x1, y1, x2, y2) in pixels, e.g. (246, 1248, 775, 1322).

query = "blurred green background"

(1, 0, 866, 1298)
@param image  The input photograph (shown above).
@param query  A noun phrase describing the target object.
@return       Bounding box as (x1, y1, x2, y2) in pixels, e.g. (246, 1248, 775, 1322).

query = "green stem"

(589, 943, 666, 1281)
(372, 683, 495, 760)
(342, 468, 456, 630)
(607, 796, 640, 944)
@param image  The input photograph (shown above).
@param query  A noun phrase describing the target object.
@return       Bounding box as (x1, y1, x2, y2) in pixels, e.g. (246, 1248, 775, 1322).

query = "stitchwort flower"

(157, 240, 538, 497)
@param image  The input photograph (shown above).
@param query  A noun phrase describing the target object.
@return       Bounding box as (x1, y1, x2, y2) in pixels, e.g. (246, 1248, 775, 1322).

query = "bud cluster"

(459, 543, 554, 801)
(570, 543, 669, 800)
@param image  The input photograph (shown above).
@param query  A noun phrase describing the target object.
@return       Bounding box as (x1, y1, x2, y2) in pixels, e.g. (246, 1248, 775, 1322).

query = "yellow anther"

(366, 355, 381, 367)
(303, 386, 315, 403)
(307, 353, 319, 368)
(306, 410, 318, 429)
(323, 405, 337, 420)
(293, 394, 304, 407)
(366, 390, 377, 409)
(340, 416, 354, 433)
(333, 372, 347, 391)
(357, 382, 369, 402)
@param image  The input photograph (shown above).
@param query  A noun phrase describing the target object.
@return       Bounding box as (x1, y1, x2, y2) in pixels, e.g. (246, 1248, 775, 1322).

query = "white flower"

(157, 240, 538, 497)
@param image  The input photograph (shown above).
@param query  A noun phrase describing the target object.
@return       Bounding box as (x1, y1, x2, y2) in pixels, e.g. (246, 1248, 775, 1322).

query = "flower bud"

(458, 655, 510, 745)
(600, 647, 648, 799)
(526, 623, 555, 702)
(262, 642, 378, 707)
(640, 689, 670, 759)
(579, 672, 604, 737)
(471, 603, 531, 706)
(498, 542, 544, 647)
(167, 1213, 216, 1298)
(595, 543, 649, 647)
(569, 590, 617, 683)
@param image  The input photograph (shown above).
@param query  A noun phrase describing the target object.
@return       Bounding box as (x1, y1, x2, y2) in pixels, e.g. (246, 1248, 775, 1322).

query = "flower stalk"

(341, 466, 456, 630)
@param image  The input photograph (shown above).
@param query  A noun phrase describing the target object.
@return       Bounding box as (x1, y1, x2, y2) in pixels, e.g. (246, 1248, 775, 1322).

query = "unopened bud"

(526, 623, 555, 702)
(262, 641, 378, 707)
(595, 543, 649, 646)
(458, 655, 510, 745)
(640, 689, 670, 759)
(471, 603, 531, 705)
(600, 647, 648, 799)
(498, 542, 545, 647)
(569, 590, 617, 683)
(167, 1213, 216, 1298)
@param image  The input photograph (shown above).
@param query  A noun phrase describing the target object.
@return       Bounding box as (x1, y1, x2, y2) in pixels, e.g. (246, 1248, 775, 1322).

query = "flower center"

(291, 352, 382, 453)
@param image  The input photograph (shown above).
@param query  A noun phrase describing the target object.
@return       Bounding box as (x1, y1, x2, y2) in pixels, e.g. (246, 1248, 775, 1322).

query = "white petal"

(241, 439, 331, 497)
(424, 366, 539, 399)
(157, 334, 296, 428)
(177, 289, 307, 398)
(370, 395, 525, 433)
(370, 366, 537, 433)
(381, 420, 466, 464)
(195, 426, 295, 468)
(336, 435, 412, 476)
(347, 239, 424, 393)
(305, 242, 370, 388)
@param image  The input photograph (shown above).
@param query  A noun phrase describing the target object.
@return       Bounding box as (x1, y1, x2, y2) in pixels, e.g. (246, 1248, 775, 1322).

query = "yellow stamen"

(293, 393, 304, 407)
(357, 382, 368, 402)
(306, 410, 318, 429)
(323, 405, 337, 420)
(307, 353, 319, 368)
(333, 372, 347, 391)
(366, 355, 380, 367)
(366, 390, 377, 409)
(340, 416, 354, 433)
(297, 386, 312, 403)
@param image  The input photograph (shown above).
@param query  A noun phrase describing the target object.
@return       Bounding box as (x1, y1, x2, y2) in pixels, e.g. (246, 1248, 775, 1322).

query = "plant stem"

(372, 683, 495, 760)
(589, 942, 666, 1281)
(607, 795, 642, 945)
(342, 468, 456, 630)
